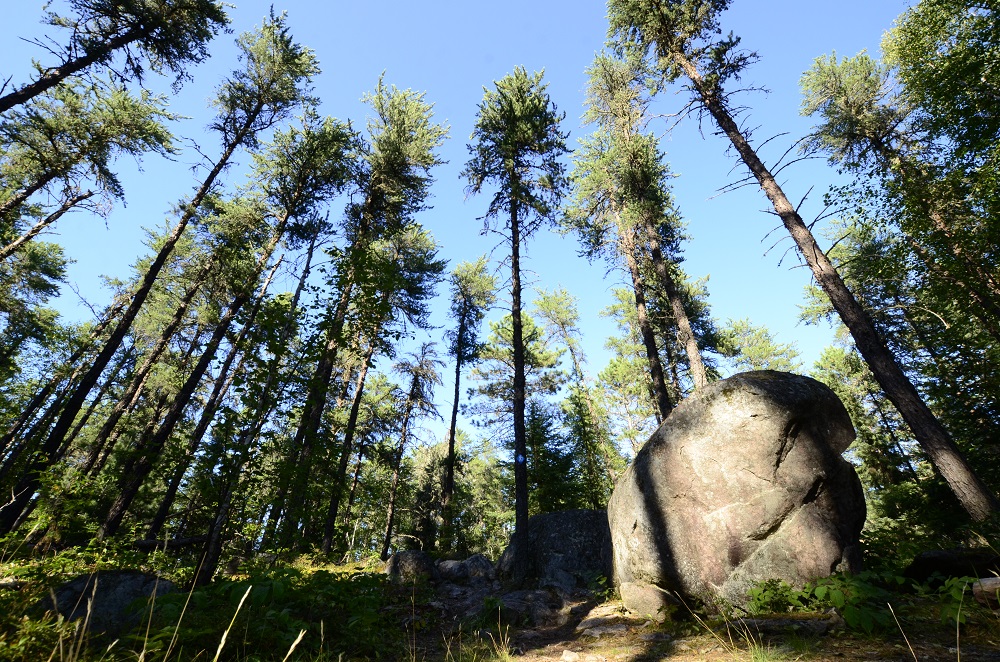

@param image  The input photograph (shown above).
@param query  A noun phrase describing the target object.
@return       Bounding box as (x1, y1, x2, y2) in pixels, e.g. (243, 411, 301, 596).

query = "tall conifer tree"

(463, 67, 568, 582)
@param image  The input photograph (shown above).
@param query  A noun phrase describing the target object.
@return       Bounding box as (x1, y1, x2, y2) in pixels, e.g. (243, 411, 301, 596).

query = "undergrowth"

(1, 533, 997, 661)
(0, 543, 412, 661)
(746, 570, 994, 634)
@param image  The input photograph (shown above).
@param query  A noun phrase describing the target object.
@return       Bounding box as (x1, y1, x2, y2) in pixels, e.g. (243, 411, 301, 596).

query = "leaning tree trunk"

(286, 195, 379, 510)
(145, 280, 263, 541)
(675, 52, 999, 521)
(239, 231, 320, 549)
(0, 103, 264, 534)
(85, 255, 218, 468)
(621, 226, 673, 421)
(0, 173, 59, 221)
(319, 363, 371, 554)
(57, 351, 130, 457)
(97, 257, 281, 539)
(0, 191, 95, 260)
(321, 332, 380, 555)
(339, 442, 369, 546)
(0, 294, 127, 458)
(642, 219, 708, 389)
(0, 347, 130, 487)
(0, 27, 146, 114)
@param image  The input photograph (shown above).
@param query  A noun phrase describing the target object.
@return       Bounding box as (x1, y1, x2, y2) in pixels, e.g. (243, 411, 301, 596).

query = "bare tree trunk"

(84, 256, 217, 468)
(0, 348, 131, 486)
(380, 372, 419, 561)
(241, 232, 320, 549)
(0, 28, 144, 113)
(321, 340, 377, 555)
(286, 196, 379, 508)
(195, 478, 236, 586)
(340, 444, 367, 532)
(145, 280, 262, 541)
(642, 220, 708, 389)
(621, 227, 673, 421)
(440, 337, 465, 553)
(97, 257, 281, 539)
(510, 198, 530, 586)
(59, 353, 125, 456)
(0, 191, 95, 260)
(675, 53, 999, 520)
(0, 295, 127, 457)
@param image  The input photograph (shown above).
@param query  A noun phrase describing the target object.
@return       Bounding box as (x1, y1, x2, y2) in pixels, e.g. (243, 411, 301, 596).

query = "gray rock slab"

(498, 509, 612, 594)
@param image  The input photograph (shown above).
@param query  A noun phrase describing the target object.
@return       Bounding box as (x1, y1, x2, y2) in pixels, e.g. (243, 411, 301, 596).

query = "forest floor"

(3, 552, 999, 661)
(409, 595, 1000, 662)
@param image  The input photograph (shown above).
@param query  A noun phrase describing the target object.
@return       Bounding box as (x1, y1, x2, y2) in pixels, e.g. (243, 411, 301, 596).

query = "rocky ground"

(383, 544, 1000, 661)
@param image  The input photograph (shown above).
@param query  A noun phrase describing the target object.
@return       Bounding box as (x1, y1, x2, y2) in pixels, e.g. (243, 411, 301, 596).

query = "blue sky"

(4, 1, 910, 444)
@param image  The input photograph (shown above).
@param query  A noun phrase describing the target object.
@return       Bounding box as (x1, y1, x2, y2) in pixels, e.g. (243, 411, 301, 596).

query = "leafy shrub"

(746, 579, 809, 614)
(912, 573, 981, 626)
(747, 571, 904, 633)
(748, 568, 996, 633)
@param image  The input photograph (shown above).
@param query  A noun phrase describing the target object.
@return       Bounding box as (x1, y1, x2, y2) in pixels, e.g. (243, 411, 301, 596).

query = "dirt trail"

(417, 598, 1000, 661)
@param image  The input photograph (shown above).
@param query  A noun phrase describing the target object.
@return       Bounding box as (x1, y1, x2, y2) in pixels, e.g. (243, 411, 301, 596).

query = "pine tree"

(0, 13, 321, 534)
(566, 53, 708, 415)
(534, 288, 623, 507)
(285, 81, 447, 544)
(462, 67, 568, 583)
(380, 343, 442, 560)
(440, 257, 496, 553)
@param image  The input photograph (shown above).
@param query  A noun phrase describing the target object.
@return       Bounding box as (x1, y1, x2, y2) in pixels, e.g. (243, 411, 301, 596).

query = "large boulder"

(496, 589, 568, 627)
(498, 509, 613, 594)
(38, 571, 174, 637)
(608, 371, 865, 616)
(972, 577, 1000, 611)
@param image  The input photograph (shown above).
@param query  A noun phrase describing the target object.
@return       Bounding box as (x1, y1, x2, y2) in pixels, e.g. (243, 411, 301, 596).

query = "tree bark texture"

(642, 221, 708, 389)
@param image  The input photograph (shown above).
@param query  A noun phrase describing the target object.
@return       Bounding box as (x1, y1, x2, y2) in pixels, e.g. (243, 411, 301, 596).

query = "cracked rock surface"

(608, 370, 865, 616)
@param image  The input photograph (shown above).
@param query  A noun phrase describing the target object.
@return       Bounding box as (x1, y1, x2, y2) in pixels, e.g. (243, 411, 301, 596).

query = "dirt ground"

(413, 598, 1000, 661)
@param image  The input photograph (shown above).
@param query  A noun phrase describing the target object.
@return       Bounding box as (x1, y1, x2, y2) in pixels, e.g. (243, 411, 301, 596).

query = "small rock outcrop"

(385, 549, 439, 583)
(608, 371, 866, 616)
(972, 577, 1000, 611)
(495, 589, 568, 627)
(497, 509, 613, 595)
(903, 548, 1000, 585)
(39, 570, 174, 637)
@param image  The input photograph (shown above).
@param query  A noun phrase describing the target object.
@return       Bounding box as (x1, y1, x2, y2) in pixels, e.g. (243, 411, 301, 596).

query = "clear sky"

(3, 1, 911, 445)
